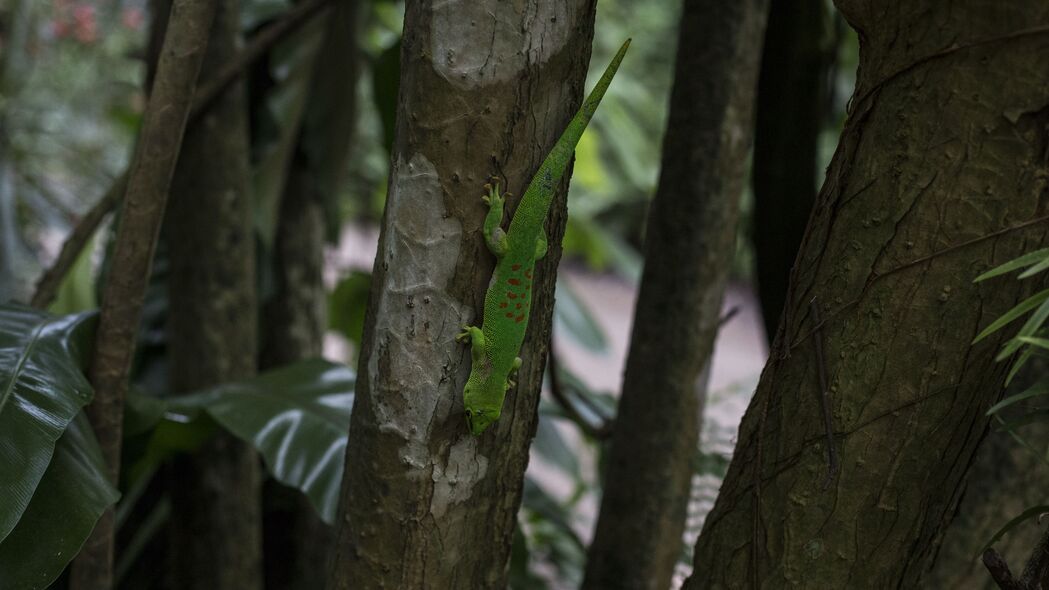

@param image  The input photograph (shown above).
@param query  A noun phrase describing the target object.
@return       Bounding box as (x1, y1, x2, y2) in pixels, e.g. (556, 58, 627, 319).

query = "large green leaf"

(175, 359, 355, 524)
(0, 413, 119, 590)
(0, 304, 95, 545)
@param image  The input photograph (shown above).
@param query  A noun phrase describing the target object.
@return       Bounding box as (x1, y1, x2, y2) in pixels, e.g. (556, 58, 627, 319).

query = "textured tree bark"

(581, 1, 768, 589)
(751, 0, 833, 342)
(259, 2, 362, 587)
(685, 2, 1049, 587)
(327, 1, 598, 587)
(69, 2, 217, 588)
(164, 1, 261, 588)
(925, 360, 1049, 588)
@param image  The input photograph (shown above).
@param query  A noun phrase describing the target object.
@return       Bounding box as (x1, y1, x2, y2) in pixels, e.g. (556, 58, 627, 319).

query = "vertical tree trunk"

(751, 0, 832, 342)
(327, 1, 598, 587)
(582, 1, 768, 589)
(165, 1, 261, 588)
(70, 2, 218, 588)
(259, 2, 362, 587)
(685, 2, 1049, 587)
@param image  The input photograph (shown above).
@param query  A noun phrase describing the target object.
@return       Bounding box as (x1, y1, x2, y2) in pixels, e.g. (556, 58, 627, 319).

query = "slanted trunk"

(165, 1, 261, 588)
(686, 2, 1049, 587)
(582, 1, 768, 588)
(327, 1, 599, 587)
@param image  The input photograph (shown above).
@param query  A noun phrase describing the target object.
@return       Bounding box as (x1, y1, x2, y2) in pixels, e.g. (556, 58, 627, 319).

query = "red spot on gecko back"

(507, 292, 517, 299)
(516, 303, 522, 309)
(515, 313, 525, 323)
(508, 278, 521, 286)
(524, 270, 532, 279)
(506, 312, 514, 318)
(512, 264, 521, 271)
(499, 302, 508, 309)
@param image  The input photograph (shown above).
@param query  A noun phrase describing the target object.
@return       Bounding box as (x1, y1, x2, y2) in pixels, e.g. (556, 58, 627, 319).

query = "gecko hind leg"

(535, 227, 548, 260)
(457, 326, 486, 364)
(482, 180, 509, 256)
(506, 356, 523, 389)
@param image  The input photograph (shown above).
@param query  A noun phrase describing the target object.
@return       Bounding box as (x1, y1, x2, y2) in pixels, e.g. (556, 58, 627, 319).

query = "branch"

(984, 548, 1023, 590)
(547, 339, 613, 439)
(1020, 518, 1049, 587)
(29, 0, 332, 310)
(808, 298, 838, 491)
(69, 1, 219, 587)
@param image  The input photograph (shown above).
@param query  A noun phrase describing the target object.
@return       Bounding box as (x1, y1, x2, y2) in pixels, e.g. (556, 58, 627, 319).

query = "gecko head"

(465, 406, 499, 436)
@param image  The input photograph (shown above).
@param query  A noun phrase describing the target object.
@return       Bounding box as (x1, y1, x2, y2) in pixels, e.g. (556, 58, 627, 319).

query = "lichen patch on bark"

(430, 0, 575, 88)
(368, 153, 469, 471)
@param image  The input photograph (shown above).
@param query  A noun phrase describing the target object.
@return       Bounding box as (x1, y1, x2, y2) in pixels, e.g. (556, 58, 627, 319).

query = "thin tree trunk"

(685, 2, 1049, 587)
(259, 2, 362, 587)
(751, 0, 832, 342)
(327, 1, 599, 587)
(70, 2, 217, 588)
(926, 359, 1049, 588)
(164, 1, 261, 588)
(581, 1, 768, 588)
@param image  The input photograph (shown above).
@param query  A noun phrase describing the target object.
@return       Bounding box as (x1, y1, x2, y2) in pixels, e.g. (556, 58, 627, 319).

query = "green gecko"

(457, 39, 631, 435)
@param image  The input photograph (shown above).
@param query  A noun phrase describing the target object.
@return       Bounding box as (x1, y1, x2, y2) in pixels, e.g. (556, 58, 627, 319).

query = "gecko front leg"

(482, 180, 509, 256)
(456, 326, 485, 365)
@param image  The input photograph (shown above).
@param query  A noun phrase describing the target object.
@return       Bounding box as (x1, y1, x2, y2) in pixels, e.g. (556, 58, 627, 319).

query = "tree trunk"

(70, 2, 218, 588)
(259, 2, 362, 587)
(165, 1, 261, 588)
(685, 2, 1049, 587)
(581, 1, 768, 589)
(925, 359, 1049, 588)
(327, 1, 598, 587)
(751, 0, 833, 342)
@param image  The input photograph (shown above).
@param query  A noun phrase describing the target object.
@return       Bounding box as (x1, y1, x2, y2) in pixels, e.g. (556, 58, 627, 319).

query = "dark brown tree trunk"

(259, 2, 362, 588)
(164, 1, 261, 588)
(70, 2, 218, 588)
(685, 2, 1049, 587)
(751, 0, 833, 342)
(327, 1, 599, 587)
(581, 1, 768, 588)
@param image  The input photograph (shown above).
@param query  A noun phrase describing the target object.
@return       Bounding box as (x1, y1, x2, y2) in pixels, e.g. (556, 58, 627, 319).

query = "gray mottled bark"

(327, 1, 599, 587)
(686, 2, 1049, 587)
(165, 1, 261, 588)
(582, 1, 769, 589)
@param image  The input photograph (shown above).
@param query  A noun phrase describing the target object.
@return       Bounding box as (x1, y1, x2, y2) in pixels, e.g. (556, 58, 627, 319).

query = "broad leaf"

(0, 305, 95, 544)
(0, 413, 119, 589)
(176, 359, 355, 524)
